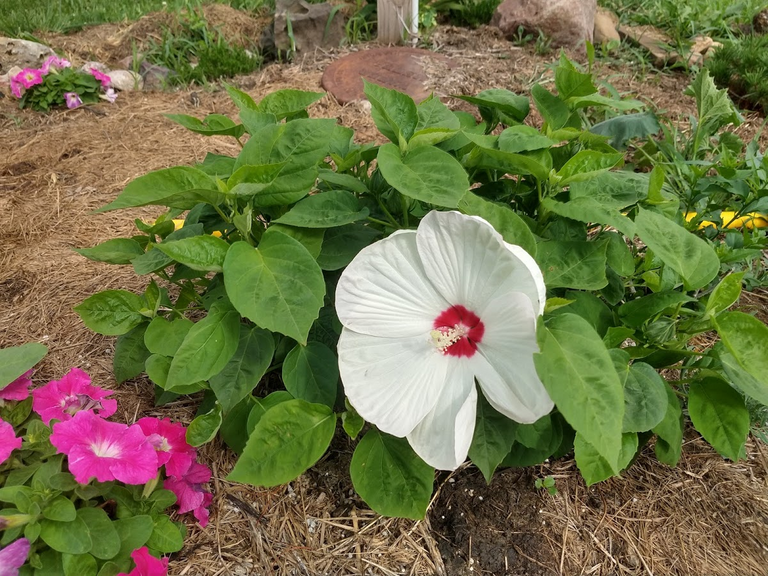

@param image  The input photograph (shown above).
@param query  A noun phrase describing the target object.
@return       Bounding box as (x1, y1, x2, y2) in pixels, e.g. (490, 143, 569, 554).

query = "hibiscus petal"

(336, 230, 448, 338)
(415, 211, 546, 316)
(472, 293, 554, 423)
(406, 359, 477, 470)
(338, 328, 448, 437)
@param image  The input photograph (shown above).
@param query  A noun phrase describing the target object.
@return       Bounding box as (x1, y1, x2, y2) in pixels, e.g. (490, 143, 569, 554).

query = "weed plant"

(429, 0, 502, 29)
(707, 35, 768, 112)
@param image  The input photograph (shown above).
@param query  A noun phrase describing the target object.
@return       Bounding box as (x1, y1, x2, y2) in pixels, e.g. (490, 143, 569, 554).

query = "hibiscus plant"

(73, 54, 768, 519)
(0, 343, 210, 575)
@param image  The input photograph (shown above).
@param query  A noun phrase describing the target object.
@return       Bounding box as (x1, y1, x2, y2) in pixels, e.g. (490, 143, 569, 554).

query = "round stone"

(321, 47, 456, 104)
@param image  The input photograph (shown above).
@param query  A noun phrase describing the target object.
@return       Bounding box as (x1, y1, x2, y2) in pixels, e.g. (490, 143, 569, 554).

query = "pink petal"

(0, 538, 31, 576)
(0, 370, 32, 401)
(0, 420, 22, 465)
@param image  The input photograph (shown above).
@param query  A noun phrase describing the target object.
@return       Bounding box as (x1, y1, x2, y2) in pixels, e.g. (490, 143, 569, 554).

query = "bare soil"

(2, 16, 768, 576)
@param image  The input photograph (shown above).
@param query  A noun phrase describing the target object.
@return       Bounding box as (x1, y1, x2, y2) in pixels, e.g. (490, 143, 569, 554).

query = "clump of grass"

(429, 0, 502, 29)
(144, 6, 261, 86)
(707, 34, 768, 111)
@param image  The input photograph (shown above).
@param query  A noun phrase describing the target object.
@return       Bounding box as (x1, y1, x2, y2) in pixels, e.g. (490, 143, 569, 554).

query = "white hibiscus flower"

(336, 210, 554, 470)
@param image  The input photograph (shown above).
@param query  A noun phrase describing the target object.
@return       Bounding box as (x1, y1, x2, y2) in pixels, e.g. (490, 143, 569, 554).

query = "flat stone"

(594, 8, 620, 44)
(108, 69, 144, 91)
(0, 37, 55, 75)
(322, 47, 456, 104)
(618, 25, 674, 66)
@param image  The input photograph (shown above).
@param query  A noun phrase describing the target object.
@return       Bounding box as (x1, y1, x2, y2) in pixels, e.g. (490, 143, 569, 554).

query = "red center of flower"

(431, 305, 485, 357)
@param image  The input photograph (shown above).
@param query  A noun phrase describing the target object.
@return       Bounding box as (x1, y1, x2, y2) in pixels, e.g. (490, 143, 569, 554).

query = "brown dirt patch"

(2, 23, 768, 576)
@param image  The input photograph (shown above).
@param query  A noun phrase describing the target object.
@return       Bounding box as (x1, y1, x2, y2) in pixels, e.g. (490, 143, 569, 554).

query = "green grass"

(601, 0, 764, 42)
(0, 0, 268, 36)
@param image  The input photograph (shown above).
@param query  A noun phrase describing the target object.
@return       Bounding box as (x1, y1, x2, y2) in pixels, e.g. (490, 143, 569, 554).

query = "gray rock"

(108, 69, 143, 91)
(0, 37, 55, 75)
(492, 0, 596, 49)
(139, 61, 172, 90)
(274, 0, 345, 53)
(80, 61, 110, 74)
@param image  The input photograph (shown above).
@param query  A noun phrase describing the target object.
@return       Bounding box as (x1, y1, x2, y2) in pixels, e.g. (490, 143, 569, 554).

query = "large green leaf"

(143, 316, 194, 357)
(364, 80, 419, 144)
(316, 224, 382, 271)
(235, 118, 337, 169)
(146, 515, 184, 553)
(554, 54, 596, 99)
(634, 207, 720, 290)
(574, 432, 637, 486)
(589, 112, 661, 149)
(467, 394, 517, 483)
(377, 143, 468, 208)
(112, 515, 154, 561)
(498, 124, 558, 153)
(77, 507, 120, 560)
(410, 96, 461, 147)
(186, 402, 223, 447)
(40, 516, 92, 554)
(688, 377, 749, 461)
(209, 325, 275, 413)
(282, 342, 339, 408)
(531, 84, 569, 131)
(687, 68, 741, 142)
(62, 553, 97, 576)
(155, 235, 230, 273)
(618, 291, 694, 328)
(165, 113, 245, 138)
(534, 314, 624, 472)
(542, 197, 635, 238)
(273, 190, 369, 228)
(718, 346, 768, 407)
(555, 151, 624, 186)
(569, 171, 650, 209)
(536, 240, 608, 290)
(74, 290, 145, 336)
(256, 89, 325, 120)
(74, 239, 145, 265)
(227, 399, 336, 486)
(652, 383, 683, 466)
(458, 192, 537, 256)
(223, 229, 325, 344)
(96, 167, 218, 213)
(622, 362, 668, 433)
(715, 311, 768, 405)
(113, 324, 150, 384)
(0, 343, 47, 389)
(705, 272, 743, 317)
(350, 429, 434, 519)
(165, 310, 241, 390)
(456, 89, 530, 124)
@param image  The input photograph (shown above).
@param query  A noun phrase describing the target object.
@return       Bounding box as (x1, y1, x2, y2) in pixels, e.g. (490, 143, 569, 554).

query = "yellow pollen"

(430, 324, 469, 354)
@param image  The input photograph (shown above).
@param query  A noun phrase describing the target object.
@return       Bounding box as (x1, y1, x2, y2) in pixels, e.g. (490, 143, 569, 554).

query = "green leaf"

(74, 290, 145, 336)
(350, 429, 434, 519)
(706, 272, 744, 316)
(187, 402, 223, 447)
(42, 497, 76, 522)
(316, 224, 381, 271)
(224, 230, 325, 344)
(144, 316, 194, 357)
(146, 515, 184, 553)
(604, 232, 635, 276)
(113, 323, 150, 384)
(165, 310, 241, 390)
(541, 197, 635, 238)
(554, 54, 597, 99)
(715, 312, 768, 402)
(62, 553, 97, 576)
(618, 291, 694, 328)
(74, 239, 145, 265)
(341, 402, 365, 440)
(317, 169, 368, 193)
(282, 342, 339, 408)
(534, 314, 624, 472)
(113, 515, 154, 561)
(634, 207, 720, 290)
(569, 94, 644, 111)
(536, 240, 608, 290)
(227, 399, 336, 487)
(550, 291, 615, 338)
(76, 508, 120, 560)
(246, 391, 294, 434)
(468, 394, 518, 482)
(269, 224, 324, 259)
(96, 167, 218, 213)
(590, 112, 661, 149)
(377, 143, 468, 209)
(456, 89, 530, 124)
(196, 152, 236, 179)
(569, 170, 650, 209)
(363, 81, 419, 144)
(686, 68, 741, 142)
(40, 516, 92, 554)
(273, 190, 369, 228)
(718, 347, 768, 407)
(574, 432, 637, 486)
(165, 113, 245, 138)
(498, 125, 558, 153)
(220, 396, 257, 454)
(555, 151, 624, 186)
(0, 343, 47, 388)
(410, 97, 461, 147)
(688, 377, 749, 461)
(155, 235, 230, 273)
(210, 325, 275, 413)
(256, 89, 325, 120)
(621, 362, 668, 433)
(464, 134, 553, 181)
(531, 84, 569, 131)
(458, 192, 537, 256)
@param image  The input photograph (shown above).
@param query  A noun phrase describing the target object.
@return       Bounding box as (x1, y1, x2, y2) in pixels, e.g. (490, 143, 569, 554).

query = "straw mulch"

(2, 21, 768, 575)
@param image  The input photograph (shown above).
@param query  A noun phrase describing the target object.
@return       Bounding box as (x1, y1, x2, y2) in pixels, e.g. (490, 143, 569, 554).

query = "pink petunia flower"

(14, 68, 43, 89)
(32, 367, 116, 425)
(40, 55, 71, 74)
(137, 417, 196, 477)
(64, 92, 83, 110)
(0, 538, 30, 576)
(101, 87, 118, 103)
(9, 78, 22, 98)
(0, 420, 22, 466)
(89, 68, 111, 88)
(49, 410, 159, 485)
(116, 547, 169, 576)
(164, 460, 213, 527)
(0, 370, 32, 402)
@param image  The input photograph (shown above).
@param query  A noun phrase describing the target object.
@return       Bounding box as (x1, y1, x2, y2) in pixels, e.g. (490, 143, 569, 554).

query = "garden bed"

(1, 21, 768, 576)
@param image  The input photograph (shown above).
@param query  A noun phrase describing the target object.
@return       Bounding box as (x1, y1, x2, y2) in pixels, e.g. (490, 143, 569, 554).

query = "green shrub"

(707, 35, 768, 112)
